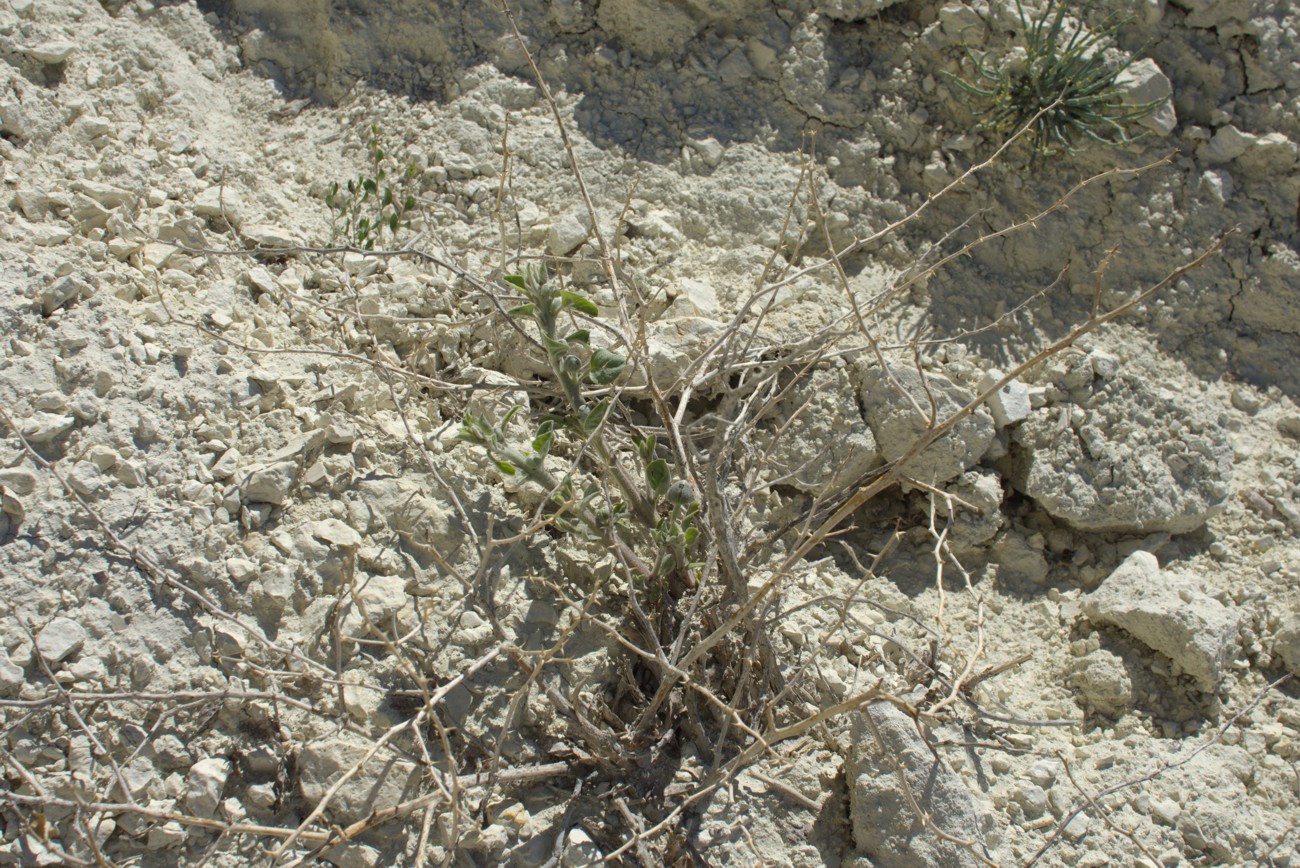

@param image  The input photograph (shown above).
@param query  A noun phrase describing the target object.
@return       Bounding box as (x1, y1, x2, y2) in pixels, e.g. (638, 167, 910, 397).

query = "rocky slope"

(1, 0, 1299, 865)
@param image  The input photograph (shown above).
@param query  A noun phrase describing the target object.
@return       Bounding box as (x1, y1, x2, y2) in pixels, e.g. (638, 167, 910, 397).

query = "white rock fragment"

(243, 224, 302, 248)
(546, 208, 593, 256)
(860, 364, 995, 484)
(298, 734, 421, 824)
(1116, 59, 1176, 135)
(815, 0, 906, 22)
(1204, 125, 1255, 164)
(1010, 374, 1232, 533)
(1082, 552, 1239, 691)
(186, 757, 232, 818)
(978, 369, 1031, 429)
(1274, 614, 1300, 677)
(757, 366, 881, 496)
(40, 275, 92, 315)
(0, 647, 24, 696)
(666, 279, 720, 318)
(238, 461, 297, 505)
(70, 179, 135, 209)
(23, 41, 78, 64)
(313, 518, 361, 549)
(226, 557, 257, 584)
(35, 617, 88, 663)
(0, 469, 38, 496)
(848, 702, 1000, 866)
(192, 185, 248, 229)
(1069, 648, 1134, 716)
(562, 828, 605, 867)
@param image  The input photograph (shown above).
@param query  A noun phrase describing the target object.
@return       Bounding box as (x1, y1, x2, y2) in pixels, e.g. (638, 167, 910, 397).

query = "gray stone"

(1069, 648, 1134, 716)
(40, 275, 92, 315)
(36, 617, 88, 663)
(24, 41, 78, 64)
(313, 518, 362, 549)
(978, 369, 1031, 429)
(186, 757, 232, 818)
(860, 364, 995, 485)
(1205, 125, 1254, 164)
(19, 413, 75, 444)
(545, 208, 593, 256)
(298, 734, 422, 824)
(814, 0, 906, 22)
(70, 180, 135, 209)
(848, 702, 999, 867)
(1273, 613, 1300, 676)
(0, 469, 38, 497)
(0, 647, 24, 696)
(1115, 59, 1176, 135)
(242, 224, 301, 248)
(1010, 374, 1232, 533)
(641, 317, 729, 391)
(238, 461, 297, 505)
(1082, 552, 1239, 691)
(757, 366, 881, 496)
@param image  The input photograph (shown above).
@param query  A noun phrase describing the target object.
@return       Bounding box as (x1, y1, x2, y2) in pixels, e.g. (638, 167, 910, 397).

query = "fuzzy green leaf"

(589, 349, 626, 385)
(645, 459, 670, 498)
(560, 291, 599, 316)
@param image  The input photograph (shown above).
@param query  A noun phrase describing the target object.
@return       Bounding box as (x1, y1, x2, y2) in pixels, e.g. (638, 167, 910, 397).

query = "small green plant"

(948, 0, 1161, 161)
(325, 123, 420, 249)
(457, 263, 701, 592)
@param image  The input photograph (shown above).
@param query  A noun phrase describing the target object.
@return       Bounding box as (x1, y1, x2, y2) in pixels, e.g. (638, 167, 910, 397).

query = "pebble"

(238, 461, 297, 505)
(186, 757, 232, 818)
(0, 647, 24, 696)
(24, 41, 78, 64)
(35, 617, 88, 663)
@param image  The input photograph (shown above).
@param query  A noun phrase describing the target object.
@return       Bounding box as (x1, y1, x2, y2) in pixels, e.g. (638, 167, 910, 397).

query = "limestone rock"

(814, 0, 906, 21)
(23, 41, 78, 64)
(35, 617, 88, 663)
(238, 461, 298, 505)
(597, 0, 700, 57)
(545, 208, 593, 256)
(1116, 59, 1176, 136)
(40, 275, 93, 315)
(1082, 552, 1239, 691)
(185, 757, 232, 819)
(1069, 648, 1134, 716)
(756, 366, 881, 496)
(0, 647, 24, 696)
(848, 702, 1000, 867)
(20, 412, 75, 444)
(641, 317, 729, 391)
(1273, 613, 1300, 676)
(979, 369, 1031, 429)
(1009, 374, 1232, 533)
(298, 734, 421, 824)
(194, 186, 248, 229)
(859, 364, 995, 485)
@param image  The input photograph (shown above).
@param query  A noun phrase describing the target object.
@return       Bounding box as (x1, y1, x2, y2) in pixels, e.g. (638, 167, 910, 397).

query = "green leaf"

(382, 188, 394, 207)
(363, 178, 377, 194)
(560, 291, 599, 316)
(532, 422, 554, 454)
(403, 195, 417, 212)
(645, 459, 670, 498)
(589, 349, 626, 385)
(507, 304, 536, 317)
(504, 274, 528, 290)
(564, 329, 590, 345)
(388, 213, 399, 233)
(494, 460, 517, 476)
(683, 527, 699, 546)
(580, 399, 611, 436)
